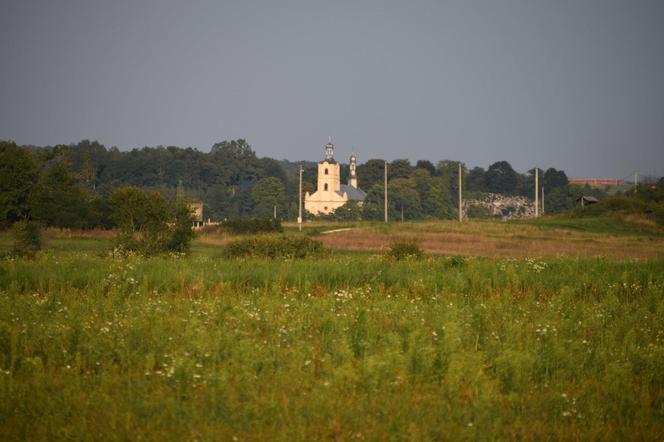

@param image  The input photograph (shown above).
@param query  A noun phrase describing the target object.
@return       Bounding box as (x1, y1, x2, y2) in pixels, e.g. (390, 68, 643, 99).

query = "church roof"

(339, 184, 366, 201)
(318, 158, 337, 164)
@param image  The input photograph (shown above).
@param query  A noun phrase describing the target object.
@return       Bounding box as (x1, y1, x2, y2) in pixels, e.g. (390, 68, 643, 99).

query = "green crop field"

(1, 222, 663, 440)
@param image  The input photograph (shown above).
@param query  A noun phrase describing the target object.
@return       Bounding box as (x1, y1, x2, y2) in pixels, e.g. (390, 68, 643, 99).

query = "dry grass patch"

(318, 221, 664, 259)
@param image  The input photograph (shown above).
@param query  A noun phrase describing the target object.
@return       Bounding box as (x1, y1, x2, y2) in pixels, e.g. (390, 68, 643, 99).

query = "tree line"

(1, 138, 621, 228)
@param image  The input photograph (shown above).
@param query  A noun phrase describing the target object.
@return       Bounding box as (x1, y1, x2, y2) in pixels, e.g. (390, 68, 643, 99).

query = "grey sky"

(1, 0, 663, 178)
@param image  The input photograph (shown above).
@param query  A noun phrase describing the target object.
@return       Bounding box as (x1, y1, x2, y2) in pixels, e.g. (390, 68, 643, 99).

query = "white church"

(304, 139, 366, 215)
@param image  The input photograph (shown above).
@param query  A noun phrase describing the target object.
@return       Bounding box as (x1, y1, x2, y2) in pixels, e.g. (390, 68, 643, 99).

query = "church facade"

(304, 139, 366, 215)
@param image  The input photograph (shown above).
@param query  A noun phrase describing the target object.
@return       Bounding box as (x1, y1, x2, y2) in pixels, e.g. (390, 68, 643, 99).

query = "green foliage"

(465, 166, 486, 192)
(494, 350, 536, 393)
(30, 162, 95, 229)
(223, 234, 324, 259)
(109, 187, 195, 255)
(387, 239, 424, 260)
(0, 253, 662, 439)
(485, 161, 518, 195)
(12, 137, 649, 226)
(167, 202, 197, 253)
(388, 159, 413, 180)
(318, 201, 363, 221)
(543, 167, 569, 190)
(11, 220, 42, 257)
(0, 141, 38, 226)
(389, 178, 422, 220)
(355, 159, 386, 192)
(361, 183, 386, 221)
(251, 177, 287, 218)
(446, 255, 467, 268)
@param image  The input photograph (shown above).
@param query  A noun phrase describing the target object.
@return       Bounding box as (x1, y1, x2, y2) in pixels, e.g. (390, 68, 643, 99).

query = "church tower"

(317, 138, 341, 195)
(304, 137, 366, 215)
(348, 153, 358, 188)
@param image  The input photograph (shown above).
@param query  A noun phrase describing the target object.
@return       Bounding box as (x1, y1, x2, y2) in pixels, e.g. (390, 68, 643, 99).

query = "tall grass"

(0, 251, 663, 439)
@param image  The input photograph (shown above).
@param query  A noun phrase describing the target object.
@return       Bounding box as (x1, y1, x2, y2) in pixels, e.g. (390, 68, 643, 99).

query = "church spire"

(325, 137, 334, 161)
(349, 152, 357, 188)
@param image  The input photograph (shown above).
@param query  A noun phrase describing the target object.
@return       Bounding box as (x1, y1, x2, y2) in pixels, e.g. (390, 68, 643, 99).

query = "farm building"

(576, 196, 599, 207)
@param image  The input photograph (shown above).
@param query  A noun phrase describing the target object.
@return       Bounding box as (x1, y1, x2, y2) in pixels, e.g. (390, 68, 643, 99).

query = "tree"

(516, 167, 543, 198)
(411, 168, 451, 218)
(485, 161, 518, 195)
(389, 178, 421, 221)
(389, 159, 412, 180)
(361, 183, 386, 221)
(356, 159, 386, 192)
(0, 141, 38, 226)
(211, 139, 261, 186)
(108, 187, 195, 255)
(415, 160, 436, 176)
(30, 162, 92, 229)
(423, 177, 454, 219)
(436, 160, 466, 197)
(251, 177, 286, 218)
(11, 220, 42, 257)
(327, 201, 362, 221)
(465, 167, 486, 193)
(544, 187, 574, 214)
(543, 168, 568, 190)
(168, 201, 197, 253)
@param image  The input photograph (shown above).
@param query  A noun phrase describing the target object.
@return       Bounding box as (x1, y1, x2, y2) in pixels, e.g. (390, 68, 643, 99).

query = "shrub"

(109, 187, 196, 255)
(387, 239, 423, 260)
(223, 235, 324, 259)
(446, 256, 467, 268)
(12, 220, 42, 257)
(167, 202, 198, 253)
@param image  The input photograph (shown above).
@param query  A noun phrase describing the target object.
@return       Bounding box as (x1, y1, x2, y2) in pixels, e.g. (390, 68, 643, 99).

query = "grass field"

(1, 219, 663, 440)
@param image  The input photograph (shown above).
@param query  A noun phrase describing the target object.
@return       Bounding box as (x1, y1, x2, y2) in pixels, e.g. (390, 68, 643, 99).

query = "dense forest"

(0, 138, 627, 229)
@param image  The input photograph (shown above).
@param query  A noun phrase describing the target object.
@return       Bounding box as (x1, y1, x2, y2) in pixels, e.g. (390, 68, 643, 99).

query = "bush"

(446, 256, 467, 268)
(223, 235, 324, 259)
(12, 220, 42, 257)
(167, 202, 198, 253)
(109, 187, 196, 255)
(387, 239, 423, 260)
(219, 218, 283, 235)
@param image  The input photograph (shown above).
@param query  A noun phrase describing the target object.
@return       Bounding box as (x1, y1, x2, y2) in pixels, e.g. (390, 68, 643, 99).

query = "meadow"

(1, 219, 663, 440)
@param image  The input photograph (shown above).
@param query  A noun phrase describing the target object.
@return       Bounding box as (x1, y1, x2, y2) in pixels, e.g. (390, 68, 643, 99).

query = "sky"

(1, 0, 663, 178)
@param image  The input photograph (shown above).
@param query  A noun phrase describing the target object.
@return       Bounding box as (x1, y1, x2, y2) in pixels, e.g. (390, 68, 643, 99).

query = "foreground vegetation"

(1, 239, 663, 439)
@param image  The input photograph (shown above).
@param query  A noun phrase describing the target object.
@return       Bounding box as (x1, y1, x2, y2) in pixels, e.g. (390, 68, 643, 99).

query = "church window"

(324, 168, 328, 175)
(324, 183, 328, 191)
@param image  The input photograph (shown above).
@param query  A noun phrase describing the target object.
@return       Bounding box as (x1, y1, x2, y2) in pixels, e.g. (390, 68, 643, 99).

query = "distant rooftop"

(569, 178, 625, 186)
(339, 184, 366, 201)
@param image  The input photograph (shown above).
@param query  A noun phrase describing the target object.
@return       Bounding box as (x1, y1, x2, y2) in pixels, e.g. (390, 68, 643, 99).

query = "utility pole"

(634, 172, 638, 193)
(458, 162, 463, 222)
(541, 186, 545, 215)
(534, 167, 539, 217)
(298, 164, 303, 231)
(384, 161, 388, 223)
